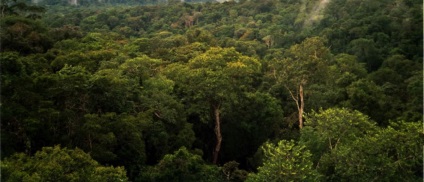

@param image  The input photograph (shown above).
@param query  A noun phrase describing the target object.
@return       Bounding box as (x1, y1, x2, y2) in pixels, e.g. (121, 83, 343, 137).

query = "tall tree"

(269, 37, 331, 129)
(166, 47, 261, 164)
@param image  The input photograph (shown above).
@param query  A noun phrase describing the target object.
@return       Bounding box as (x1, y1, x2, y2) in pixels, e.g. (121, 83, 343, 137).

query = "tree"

(221, 92, 284, 165)
(331, 54, 367, 88)
(329, 121, 423, 181)
(246, 140, 321, 182)
(1, 51, 39, 155)
(269, 36, 331, 129)
(186, 28, 217, 45)
(348, 38, 382, 72)
(1, 145, 128, 182)
(300, 108, 422, 181)
(78, 112, 148, 179)
(304, 53, 367, 111)
(138, 147, 222, 182)
(1, 15, 52, 54)
(0, 0, 45, 18)
(300, 108, 377, 165)
(166, 47, 261, 164)
(403, 70, 423, 121)
(222, 161, 248, 182)
(119, 55, 194, 164)
(367, 54, 423, 122)
(88, 68, 138, 113)
(169, 42, 209, 62)
(344, 79, 387, 124)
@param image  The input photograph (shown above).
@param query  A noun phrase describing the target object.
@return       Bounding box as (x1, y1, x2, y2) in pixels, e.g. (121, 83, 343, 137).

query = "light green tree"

(165, 47, 261, 164)
(301, 108, 376, 152)
(246, 140, 321, 182)
(300, 108, 377, 166)
(269, 36, 332, 129)
(300, 108, 423, 181)
(330, 121, 423, 181)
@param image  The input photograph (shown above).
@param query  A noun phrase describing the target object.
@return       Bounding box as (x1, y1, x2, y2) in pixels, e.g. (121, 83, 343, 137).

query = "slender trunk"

(299, 84, 304, 129)
(1, 6, 4, 18)
(284, 84, 303, 129)
(212, 105, 222, 164)
(88, 133, 93, 151)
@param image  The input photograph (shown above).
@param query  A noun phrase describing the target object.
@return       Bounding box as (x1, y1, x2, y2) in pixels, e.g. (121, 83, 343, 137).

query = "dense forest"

(1, 0, 423, 181)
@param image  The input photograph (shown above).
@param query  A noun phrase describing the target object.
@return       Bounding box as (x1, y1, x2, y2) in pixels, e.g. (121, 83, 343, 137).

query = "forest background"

(1, 0, 423, 181)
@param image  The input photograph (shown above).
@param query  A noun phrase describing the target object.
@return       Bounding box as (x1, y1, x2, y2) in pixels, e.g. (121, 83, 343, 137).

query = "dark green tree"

(1, 145, 128, 182)
(138, 147, 223, 182)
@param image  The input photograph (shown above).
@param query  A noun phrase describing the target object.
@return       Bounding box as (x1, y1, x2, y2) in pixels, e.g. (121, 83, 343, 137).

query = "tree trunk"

(212, 105, 222, 164)
(284, 83, 304, 129)
(299, 84, 304, 129)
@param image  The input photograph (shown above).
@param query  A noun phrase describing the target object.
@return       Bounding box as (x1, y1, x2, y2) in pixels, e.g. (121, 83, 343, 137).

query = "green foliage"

(300, 108, 423, 181)
(331, 54, 367, 87)
(140, 76, 184, 123)
(281, 36, 332, 82)
(246, 140, 320, 182)
(89, 69, 138, 113)
(348, 38, 382, 72)
(138, 147, 223, 182)
(1, 1, 422, 181)
(367, 54, 423, 122)
(329, 121, 423, 181)
(222, 92, 283, 164)
(1, 145, 128, 182)
(0, 15, 52, 54)
(267, 36, 332, 127)
(1, 51, 43, 156)
(0, 0, 45, 18)
(222, 161, 248, 182)
(79, 112, 148, 179)
(403, 70, 423, 121)
(300, 108, 377, 164)
(344, 79, 387, 124)
(165, 47, 262, 163)
(166, 46, 262, 120)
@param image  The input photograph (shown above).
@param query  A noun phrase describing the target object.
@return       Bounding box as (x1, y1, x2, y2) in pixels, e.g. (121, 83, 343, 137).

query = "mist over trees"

(1, 0, 422, 181)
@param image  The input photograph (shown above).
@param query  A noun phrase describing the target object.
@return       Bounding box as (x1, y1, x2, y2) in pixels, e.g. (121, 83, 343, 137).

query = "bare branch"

(154, 111, 162, 119)
(284, 84, 300, 110)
